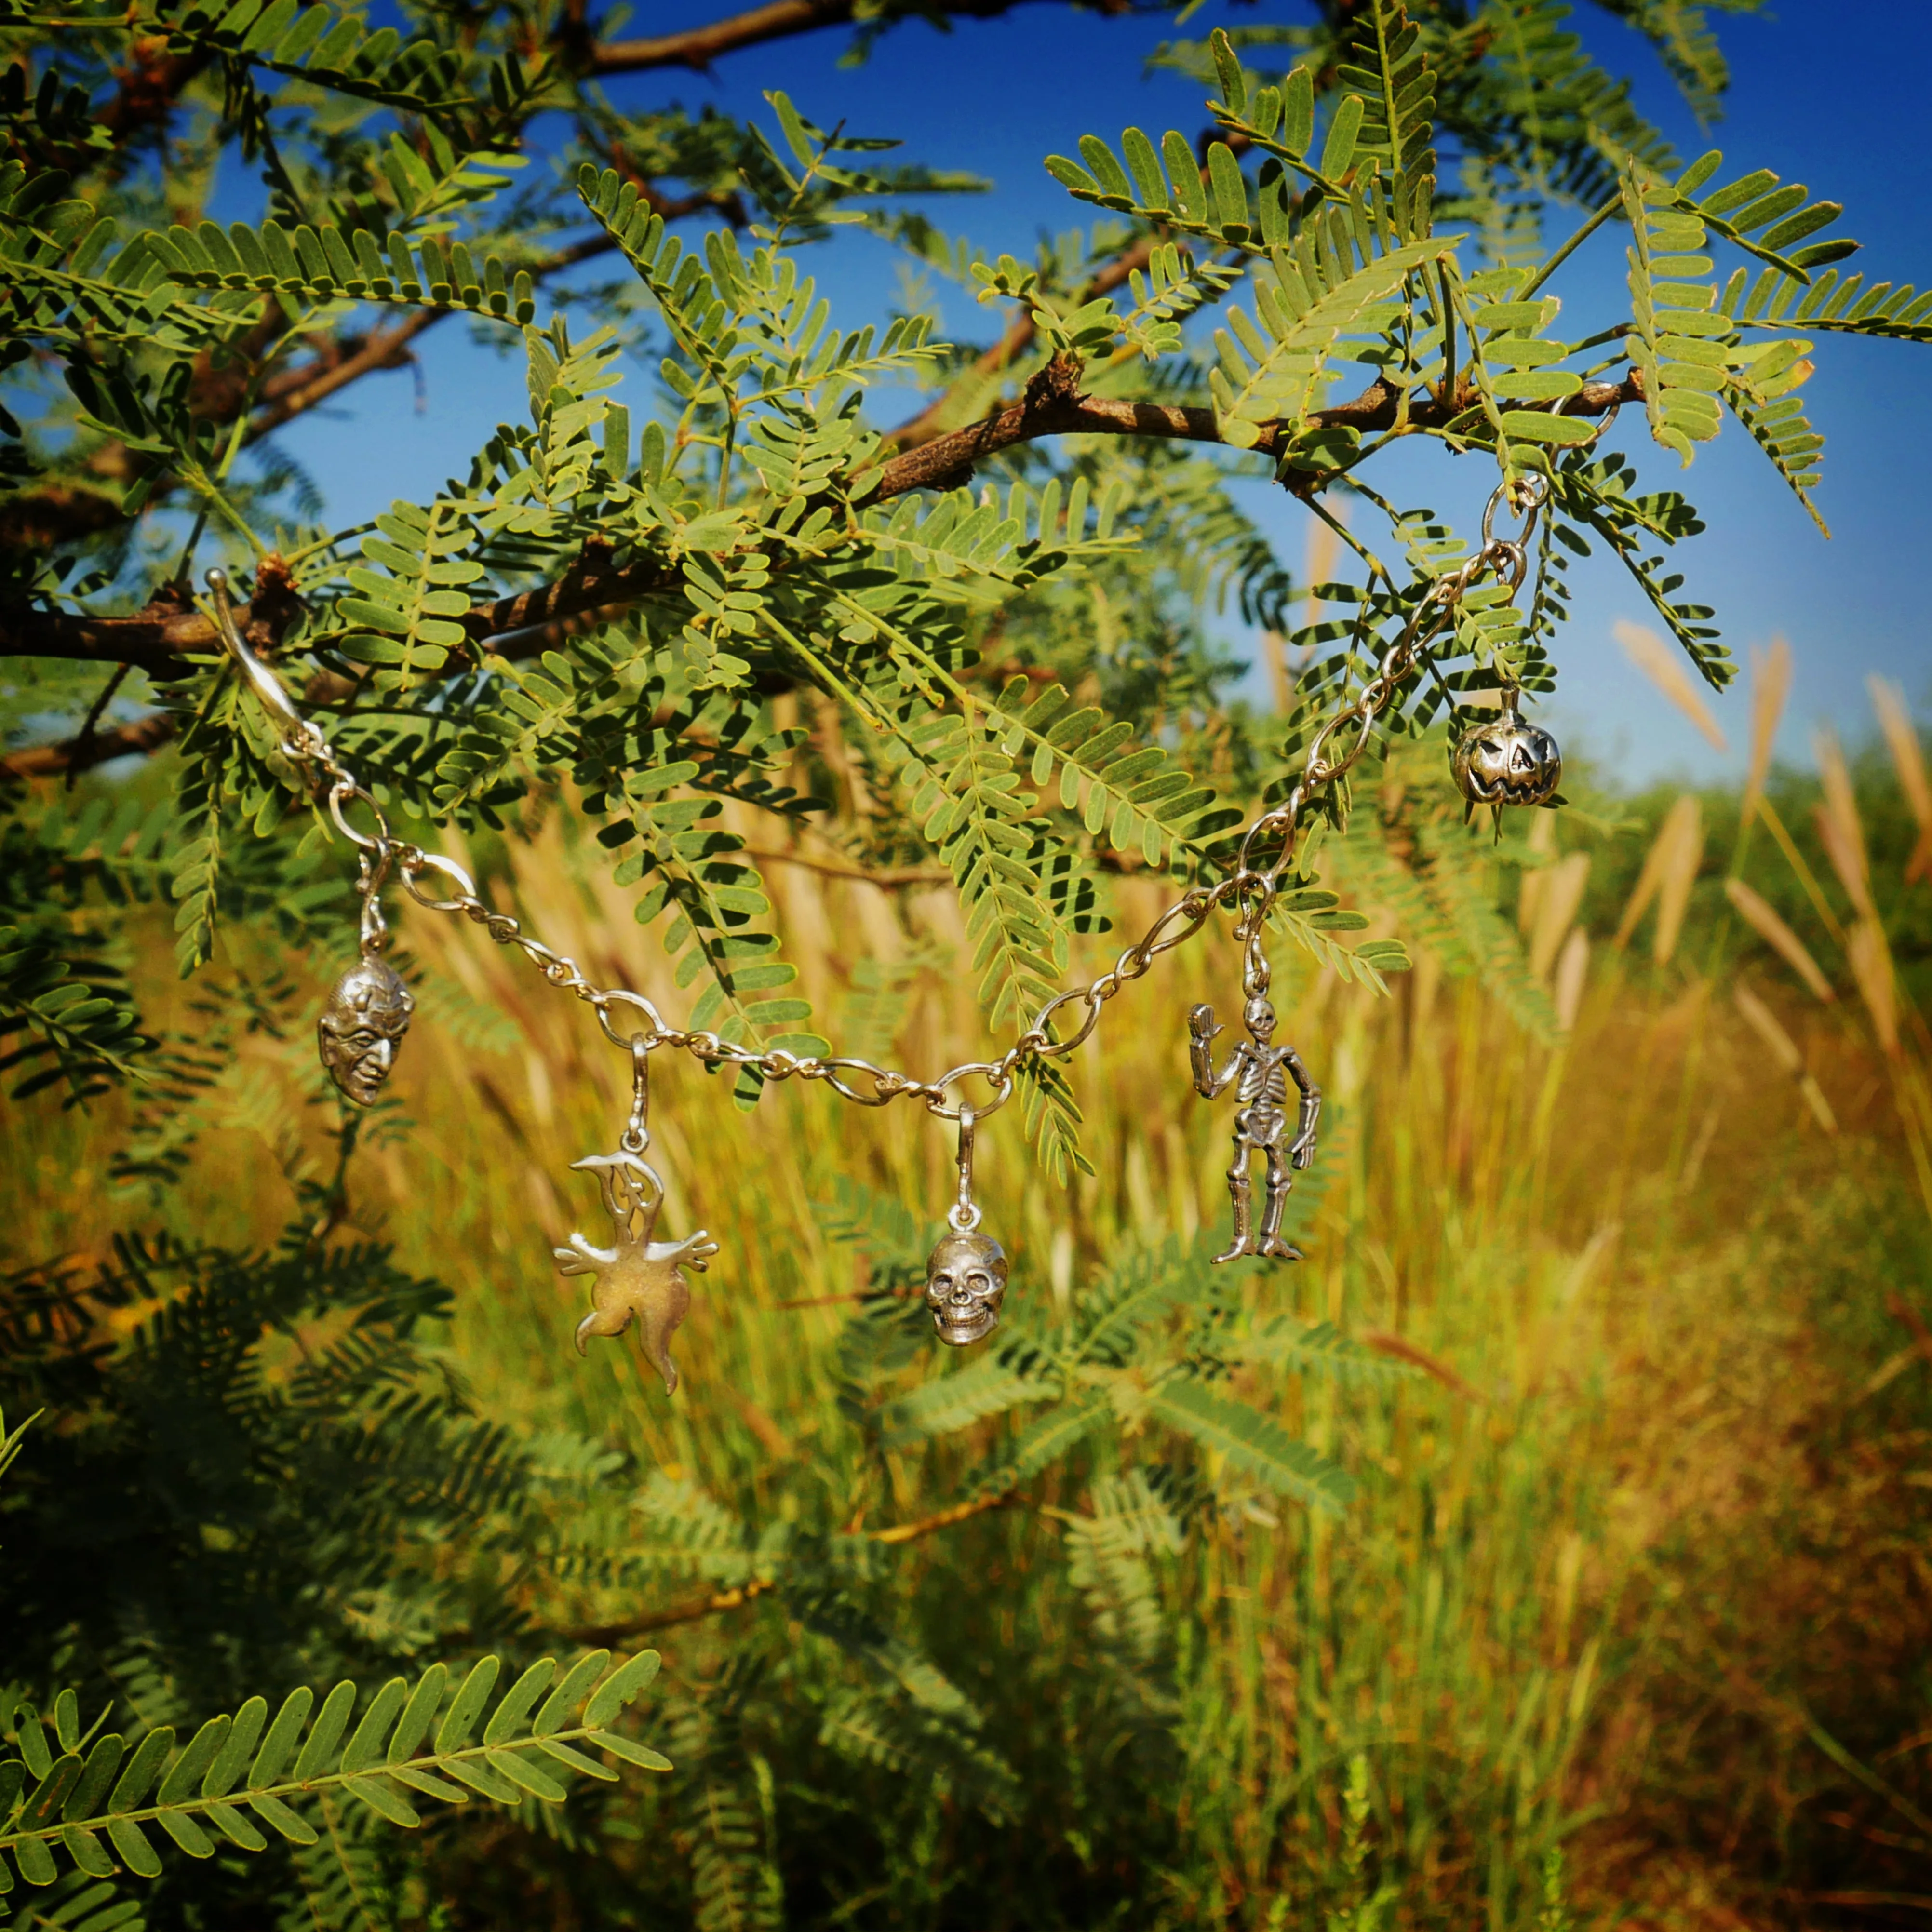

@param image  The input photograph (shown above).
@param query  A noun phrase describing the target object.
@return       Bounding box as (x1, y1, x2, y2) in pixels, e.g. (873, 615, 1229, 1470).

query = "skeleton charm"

(1189, 956, 1320, 1264)
(554, 1041, 717, 1395)
(923, 1107, 1010, 1346)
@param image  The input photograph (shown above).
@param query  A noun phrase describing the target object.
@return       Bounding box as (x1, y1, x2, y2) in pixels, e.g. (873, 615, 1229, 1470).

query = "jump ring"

(924, 1068, 1014, 1122)
(1480, 471, 1547, 550)
(595, 989, 670, 1050)
(328, 781, 390, 854)
(399, 848, 479, 911)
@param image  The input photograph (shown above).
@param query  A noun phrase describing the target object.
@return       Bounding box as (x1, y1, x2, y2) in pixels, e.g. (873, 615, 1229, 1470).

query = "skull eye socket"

(965, 1270, 990, 1293)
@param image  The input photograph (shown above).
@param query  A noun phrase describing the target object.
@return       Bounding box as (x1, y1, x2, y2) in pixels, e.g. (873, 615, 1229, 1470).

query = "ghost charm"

(556, 1150, 718, 1395)
(1189, 954, 1320, 1264)
(317, 951, 414, 1105)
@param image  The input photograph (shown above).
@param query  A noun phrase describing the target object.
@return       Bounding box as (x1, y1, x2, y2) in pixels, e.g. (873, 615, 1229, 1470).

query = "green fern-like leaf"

(665, 1669, 785, 1932)
(1045, 124, 1259, 245)
(981, 1388, 1113, 1492)
(1072, 1235, 1211, 1369)
(912, 712, 1067, 1033)
(1622, 166, 1729, 464)
(143, 217, 536, 324)
(0, 922, 147, 1100)
(1727, 381, 1827, 535)
(334, 499, 479, 682)
(881, 1346, 1058, 1446)
(1230, 1317, 1416, 1383)
(1064, 1470, 1182, 1673)
(1745, 266, 1932, 340)
(816, 1680, 1020, 1822)
(995, 674, 1238, 870)
(0, 1652, 668, 1892)
(1683, 154, 1857, 280)
(1144, 1377, 1354, 1515)
(1334, 0, 1438, 238)
(812, 1175, 929, 1276)
(1209, 225, 1437, 450)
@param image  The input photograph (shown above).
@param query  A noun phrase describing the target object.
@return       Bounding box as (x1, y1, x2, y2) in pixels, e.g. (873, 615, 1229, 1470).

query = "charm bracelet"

(202, 472, 1558, 1392)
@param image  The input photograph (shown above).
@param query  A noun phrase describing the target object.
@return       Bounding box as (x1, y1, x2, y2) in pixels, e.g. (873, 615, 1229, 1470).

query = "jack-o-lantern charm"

(1450, 692, 1562, 813)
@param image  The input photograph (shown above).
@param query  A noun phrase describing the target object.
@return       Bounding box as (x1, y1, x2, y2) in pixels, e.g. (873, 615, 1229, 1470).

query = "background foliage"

(2, 0, 1931, 1925)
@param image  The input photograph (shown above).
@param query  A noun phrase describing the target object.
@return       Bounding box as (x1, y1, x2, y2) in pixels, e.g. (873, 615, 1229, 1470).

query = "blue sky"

(271, 0, 1932, 787)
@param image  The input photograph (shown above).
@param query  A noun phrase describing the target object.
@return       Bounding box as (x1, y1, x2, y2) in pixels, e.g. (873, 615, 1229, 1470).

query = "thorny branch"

(0, 371, 1643, 681)
(586, 0, 1088, 75)
(881, 238, 1156, 456)
(1, 223, 656, 558)
(0, 0, 1642, 779)
(567, 1488, 1021, 1642)
(0, 711, 175, 780)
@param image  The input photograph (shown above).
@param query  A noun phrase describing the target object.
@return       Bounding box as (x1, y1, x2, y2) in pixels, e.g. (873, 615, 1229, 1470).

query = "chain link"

(203, 482, 1540, 1121)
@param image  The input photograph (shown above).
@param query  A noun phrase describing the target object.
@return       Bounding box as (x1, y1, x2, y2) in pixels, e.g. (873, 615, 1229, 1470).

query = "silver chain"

(201, 478, 1542, 1122)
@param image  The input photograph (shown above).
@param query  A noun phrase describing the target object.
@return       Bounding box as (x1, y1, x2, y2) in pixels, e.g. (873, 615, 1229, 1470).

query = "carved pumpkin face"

(1450, 698, 1562, 808)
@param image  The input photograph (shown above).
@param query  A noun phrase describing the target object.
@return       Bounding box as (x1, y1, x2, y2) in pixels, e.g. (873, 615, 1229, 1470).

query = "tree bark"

(0, 374, 1643, 673)
(591, 0, 1052, 74)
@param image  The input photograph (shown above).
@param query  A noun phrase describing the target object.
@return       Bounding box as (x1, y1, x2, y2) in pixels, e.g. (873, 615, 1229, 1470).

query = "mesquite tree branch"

(589, 0, 1077, 75)
(879, 120, 1259, 457)
(0, 711, 179, 780)
(881, 239, 1156, 455)
(567, 1489, 1020, 1643)
(0, 374, 1643, 675)
(242, 309, 445, 441)
(3, 222, 692, 552)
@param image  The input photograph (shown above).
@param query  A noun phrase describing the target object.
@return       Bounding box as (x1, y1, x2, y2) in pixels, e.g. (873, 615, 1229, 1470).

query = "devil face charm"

(924, 1228, 1009, 1347)
(317, 953, 415, 1105)
(1451, 694, 1562, 810)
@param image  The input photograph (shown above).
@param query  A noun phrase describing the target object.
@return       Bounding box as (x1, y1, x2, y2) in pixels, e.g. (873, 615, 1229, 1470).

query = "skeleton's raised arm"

(1188, 1003, 1247, 1099)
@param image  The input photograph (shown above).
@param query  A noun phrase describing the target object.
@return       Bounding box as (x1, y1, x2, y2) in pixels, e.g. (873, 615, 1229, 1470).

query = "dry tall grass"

(6, 676, 1930, 1927)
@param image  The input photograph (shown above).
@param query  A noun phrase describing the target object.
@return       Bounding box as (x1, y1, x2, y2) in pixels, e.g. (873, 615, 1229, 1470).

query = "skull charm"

(923, 1105, 1010, 1346)
(924, 1227, 1010, 1348)
(317, 953, 415, 1105)
(1450, 692, 1562, 811)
